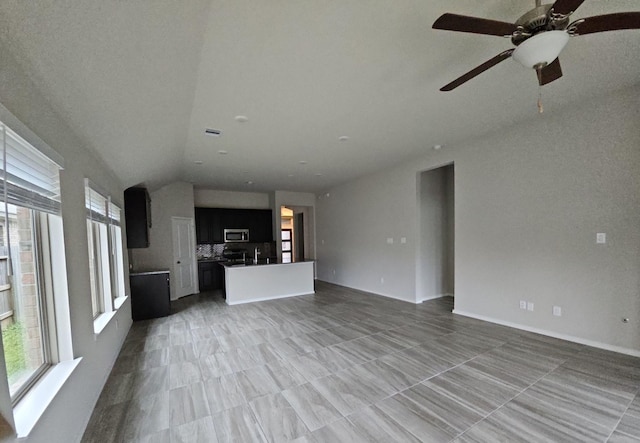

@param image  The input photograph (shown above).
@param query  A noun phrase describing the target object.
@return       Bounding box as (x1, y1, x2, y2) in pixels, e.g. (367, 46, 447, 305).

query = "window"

(0, 120, 68, 402)
(282, 229, 292, 263)
(85, 182, 125, 320)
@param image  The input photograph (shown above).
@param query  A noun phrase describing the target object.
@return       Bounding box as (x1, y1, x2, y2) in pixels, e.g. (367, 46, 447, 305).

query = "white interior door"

(172, 217, 197, 298)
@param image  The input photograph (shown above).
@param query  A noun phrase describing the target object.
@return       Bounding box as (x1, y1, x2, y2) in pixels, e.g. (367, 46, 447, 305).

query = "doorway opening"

(280, 206, 313, 263)
(417, 164, 454, 309)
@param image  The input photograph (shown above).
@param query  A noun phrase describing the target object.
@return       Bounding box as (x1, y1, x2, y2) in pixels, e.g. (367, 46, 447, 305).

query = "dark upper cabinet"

(194, 208, 212, 243)
(195, 207, 273, 244)
(124, 187, 150, 248)
(252, 209, 273, 242)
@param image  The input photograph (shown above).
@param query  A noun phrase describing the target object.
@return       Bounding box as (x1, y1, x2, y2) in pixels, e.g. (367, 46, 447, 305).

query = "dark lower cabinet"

(198, 262, 223, 291)
(130, 271, 170, 321)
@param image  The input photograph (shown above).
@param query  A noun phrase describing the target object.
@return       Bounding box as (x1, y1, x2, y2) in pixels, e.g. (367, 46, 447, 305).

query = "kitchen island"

(223, 260, 314, 305)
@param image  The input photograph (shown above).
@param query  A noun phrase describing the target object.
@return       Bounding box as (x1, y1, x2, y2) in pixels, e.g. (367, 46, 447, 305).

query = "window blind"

(0, 123, 62, 215)
(85, 181, 109, 224)
(109, 202, 121, 227)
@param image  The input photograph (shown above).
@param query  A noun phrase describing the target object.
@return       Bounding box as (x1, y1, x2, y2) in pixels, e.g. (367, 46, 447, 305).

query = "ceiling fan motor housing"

(512, 4, 570, 45)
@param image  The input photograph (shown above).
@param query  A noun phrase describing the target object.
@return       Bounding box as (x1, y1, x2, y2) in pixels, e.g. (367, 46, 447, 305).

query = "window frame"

(0, 116, 68, 405)
(85, 181, 126, 323)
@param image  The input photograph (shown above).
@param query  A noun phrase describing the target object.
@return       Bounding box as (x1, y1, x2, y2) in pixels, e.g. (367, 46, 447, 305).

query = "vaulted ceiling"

(1, 0, 639, 192)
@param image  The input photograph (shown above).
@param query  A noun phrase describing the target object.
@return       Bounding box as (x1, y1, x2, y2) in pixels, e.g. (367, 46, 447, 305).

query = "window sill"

(14, 358, 82, 438)
(113, 295, 128, 310)
(93, 311, 116, 335)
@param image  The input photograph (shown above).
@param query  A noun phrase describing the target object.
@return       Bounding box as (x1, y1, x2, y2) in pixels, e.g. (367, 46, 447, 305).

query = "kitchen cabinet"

(198, 261, 223, 290)
(130, 271, 170, 320)
(251, 209, 273, 242)
(124, 187, 150, 248)
(195, 208, 273, 243)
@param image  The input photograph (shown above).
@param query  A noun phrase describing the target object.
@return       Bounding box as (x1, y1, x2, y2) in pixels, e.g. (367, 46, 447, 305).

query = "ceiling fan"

(432, 0, 640, 91)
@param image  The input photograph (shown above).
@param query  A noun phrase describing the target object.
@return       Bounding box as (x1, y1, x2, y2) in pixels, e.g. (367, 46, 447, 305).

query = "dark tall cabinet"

(130, 271, 170, 320)
(124, 187, 150, 248)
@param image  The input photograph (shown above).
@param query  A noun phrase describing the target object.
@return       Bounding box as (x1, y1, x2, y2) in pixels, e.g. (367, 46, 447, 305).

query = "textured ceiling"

(1, 0, 639, 192)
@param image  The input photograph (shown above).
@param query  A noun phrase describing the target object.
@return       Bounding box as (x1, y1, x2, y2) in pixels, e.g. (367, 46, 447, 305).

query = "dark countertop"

(130, 269, 170, 276)
(197, 258, 225, 263)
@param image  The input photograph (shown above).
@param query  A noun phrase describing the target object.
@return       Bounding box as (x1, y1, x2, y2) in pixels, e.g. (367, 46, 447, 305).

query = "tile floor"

(82, 281, 640, 442)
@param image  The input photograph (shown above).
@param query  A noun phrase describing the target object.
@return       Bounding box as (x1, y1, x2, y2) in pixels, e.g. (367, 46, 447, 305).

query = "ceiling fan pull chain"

(535, 67, 544, 114)
(537, 93, 544, 114)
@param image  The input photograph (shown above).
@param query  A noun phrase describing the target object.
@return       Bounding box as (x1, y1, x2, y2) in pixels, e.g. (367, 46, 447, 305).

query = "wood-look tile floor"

(82, 281, 640, 442)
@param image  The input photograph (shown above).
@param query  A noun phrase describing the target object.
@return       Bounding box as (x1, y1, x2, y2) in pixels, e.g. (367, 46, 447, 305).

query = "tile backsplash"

(196, 243, 275, 260)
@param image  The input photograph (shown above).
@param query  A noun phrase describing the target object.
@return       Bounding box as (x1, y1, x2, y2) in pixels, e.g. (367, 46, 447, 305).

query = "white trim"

(113, 295, 128, 310)
(13, 358, 81, 438)
(226, 291, 315, 306)
(418, 293, 453, 303)
(453, 309, 640, 358)
(93, 311, 116, 335)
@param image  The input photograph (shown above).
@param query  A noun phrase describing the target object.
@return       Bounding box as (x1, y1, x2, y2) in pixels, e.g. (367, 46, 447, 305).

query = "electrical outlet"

(519, 300, 527, 310)
(527, 302, 534, 312)
(332, 269, 336, 275)
(400, 237, 407, 244)
(553, 306, 562, 317)
(596, 233, 606, 244)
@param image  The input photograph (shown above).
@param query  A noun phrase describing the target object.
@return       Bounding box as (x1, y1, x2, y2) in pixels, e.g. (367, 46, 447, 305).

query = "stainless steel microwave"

(224, 228, 249, 243)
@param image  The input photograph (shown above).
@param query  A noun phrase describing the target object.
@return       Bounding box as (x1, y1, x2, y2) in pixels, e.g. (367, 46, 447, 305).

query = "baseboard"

(453, 309, 640, 358)
(315, 279, 417, 304)
(226, 291, 315, 306)
(418, 293, 453, 303)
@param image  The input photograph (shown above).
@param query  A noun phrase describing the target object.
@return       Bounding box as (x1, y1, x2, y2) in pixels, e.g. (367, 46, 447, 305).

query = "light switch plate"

(553, 306, 562, 317)
(400, 237, 407, 244)
(386, 237, 394, 244)
(527, 302, 534, 311)
(596, 233, 606, 244)
(519, 300, 527, 310)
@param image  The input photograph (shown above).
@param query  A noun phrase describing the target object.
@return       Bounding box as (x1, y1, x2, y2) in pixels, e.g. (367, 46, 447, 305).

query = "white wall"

(0, 44, 132, 441)
(194, 189, 270, 208)
(316, 171, 417, 301)
(130, 181, 195, 300)
(316, 85, 640, 354)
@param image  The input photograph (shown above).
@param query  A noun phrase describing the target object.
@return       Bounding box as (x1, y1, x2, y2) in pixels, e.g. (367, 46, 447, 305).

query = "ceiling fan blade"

(538, 58, 563, 86)
(440, 49, 515, 92)
(551, 0, 585, 16)
(570, 12, 640, 35)
(432, 13, 517, 37)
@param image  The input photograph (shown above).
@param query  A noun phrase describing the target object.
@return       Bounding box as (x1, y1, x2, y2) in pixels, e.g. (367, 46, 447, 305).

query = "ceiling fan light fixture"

(512, 31, 570, 69)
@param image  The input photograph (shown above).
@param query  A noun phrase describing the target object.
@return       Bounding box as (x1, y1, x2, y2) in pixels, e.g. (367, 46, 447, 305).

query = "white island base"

(224, 261, 315, 305)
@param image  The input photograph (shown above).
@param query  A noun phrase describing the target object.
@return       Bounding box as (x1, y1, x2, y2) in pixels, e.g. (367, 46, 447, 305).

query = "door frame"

(171, 216, 199, 299)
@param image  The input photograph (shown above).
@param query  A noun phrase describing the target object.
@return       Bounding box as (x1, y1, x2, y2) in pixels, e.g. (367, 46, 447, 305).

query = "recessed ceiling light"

(433, 144, 442, 150)
(218, 150, 228, 155)
(205, 128, 222, 137)
(246, 181, 254, 185)
(194, 160, 203, 165)
(338, 136, 349, 142)
(299, 160, 307, 165)
(235, 115, 248, 123)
